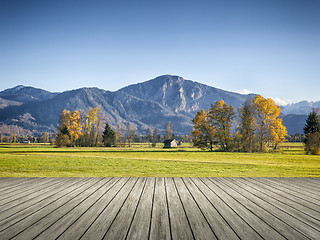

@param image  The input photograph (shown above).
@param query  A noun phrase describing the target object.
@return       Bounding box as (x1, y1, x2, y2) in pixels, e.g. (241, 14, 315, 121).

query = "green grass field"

(0, 143, 319, 177)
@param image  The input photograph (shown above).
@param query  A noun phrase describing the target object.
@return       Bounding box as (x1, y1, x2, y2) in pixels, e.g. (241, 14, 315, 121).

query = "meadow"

(0, 143, 319, 177)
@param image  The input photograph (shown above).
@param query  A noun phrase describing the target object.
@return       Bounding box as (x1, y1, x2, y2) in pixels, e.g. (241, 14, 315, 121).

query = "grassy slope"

(0, 143, 319, 177)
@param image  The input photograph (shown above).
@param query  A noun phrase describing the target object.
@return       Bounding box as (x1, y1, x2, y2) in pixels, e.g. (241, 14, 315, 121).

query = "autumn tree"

(68, 110, 82, 146)
(102, 122, 115, 147)
(304, 109, 320, 155)
(40, 132, 50, 143)
(56, 134, 71, 147)
(207, 100, 235, 151)
(253, 95, 287, 151)
(269, 118, 287, 150)
(58, 109, 71, 135)
(81, 107, 103, 147)
(11, 135, 17, 143)
(192, 109, 216, 151)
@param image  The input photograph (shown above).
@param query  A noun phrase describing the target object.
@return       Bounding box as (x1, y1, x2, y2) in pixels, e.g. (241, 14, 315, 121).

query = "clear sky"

(1, 0, 319, 104)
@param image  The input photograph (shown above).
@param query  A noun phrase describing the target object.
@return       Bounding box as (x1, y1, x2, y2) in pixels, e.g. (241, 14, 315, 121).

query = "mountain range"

(0, 75, 317, 135)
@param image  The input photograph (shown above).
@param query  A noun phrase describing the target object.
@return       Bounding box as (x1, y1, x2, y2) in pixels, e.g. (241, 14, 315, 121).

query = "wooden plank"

(165, 177, 195, 240)
(149, 177, 171, 240)
(242, 178, 320, 217)
(183, 178, 240, 239)
(102, 178, 147, 239)
(266, 178, 320, 198)
(280, 178, 320, 190)
(255, 178, 320, 205)
(192, 178, 262, 239)
(0, 178, 89, 231)
(239, 178, 320, 227)
(0, 178, 33, 191)
(0, 178, 69, 216)
(174, 178, 217, 240)
(305, 178, 320, 186)
(0, 178, 102, 239)
(0, 178, 70, 217)
(80, 178, 138, 240)
(205, 178, 285, 240)
(33, 178, 119, 239)
(0, 177, 318, 240)
(286, 178, 320, 189)
(0, 178, 59, 205)
(0, 178, 41, 194)
(217, 178, 307, 240)
(55, 178, 125, 240)
(126, 177, 155, 240)
(229, 178, 320, 239)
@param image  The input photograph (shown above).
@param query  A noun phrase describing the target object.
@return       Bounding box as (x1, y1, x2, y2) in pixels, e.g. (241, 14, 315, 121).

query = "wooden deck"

(0, 178, 319, 240)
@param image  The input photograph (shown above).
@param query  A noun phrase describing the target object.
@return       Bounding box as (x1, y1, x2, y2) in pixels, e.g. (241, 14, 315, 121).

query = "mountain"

(119, 75, 254, 116)
(0, 75, 256, 135)
(283, 114, 308, 135)
(0, 75, 314, 135)
(0, 97, 22, 109)
(283, 101, 320, 115)
(0, 85, 58, 103)
(281, 101, 320, 134)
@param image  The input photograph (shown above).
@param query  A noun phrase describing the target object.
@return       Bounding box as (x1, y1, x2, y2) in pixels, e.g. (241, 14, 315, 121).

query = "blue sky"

(1, 0, 319, 104)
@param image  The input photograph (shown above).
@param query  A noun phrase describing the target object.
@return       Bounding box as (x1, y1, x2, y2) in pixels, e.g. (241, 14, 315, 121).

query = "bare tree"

(127, 124, 136, 147)
(164, 121, 174, 140)
(146, 125, 153, 146)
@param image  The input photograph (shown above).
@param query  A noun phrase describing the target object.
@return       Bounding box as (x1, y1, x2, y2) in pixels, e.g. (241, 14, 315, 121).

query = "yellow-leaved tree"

(253, 95, 287, 151)
(68, 110, 82, 146)
(192, 109, 216, 151)
(81, 107, 103, 147)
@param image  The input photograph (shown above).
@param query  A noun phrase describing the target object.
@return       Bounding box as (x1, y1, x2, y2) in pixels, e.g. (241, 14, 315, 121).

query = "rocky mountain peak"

(0, 75, 262, 134)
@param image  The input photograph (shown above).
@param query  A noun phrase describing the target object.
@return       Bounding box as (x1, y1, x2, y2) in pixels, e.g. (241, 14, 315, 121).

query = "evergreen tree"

(55, 109, 71, 147)
(239, 102, 255, 152)
(102, 122, 115, 147)
(303, 109, 320, 155)
(303, 109, 320, 135)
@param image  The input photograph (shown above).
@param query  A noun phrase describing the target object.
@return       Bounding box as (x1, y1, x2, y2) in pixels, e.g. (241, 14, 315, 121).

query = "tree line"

(56, 107, 108, 147)
(55, 106, 182, 147)
(53, 96, 320, 154)
(192, 95, 287, 152)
